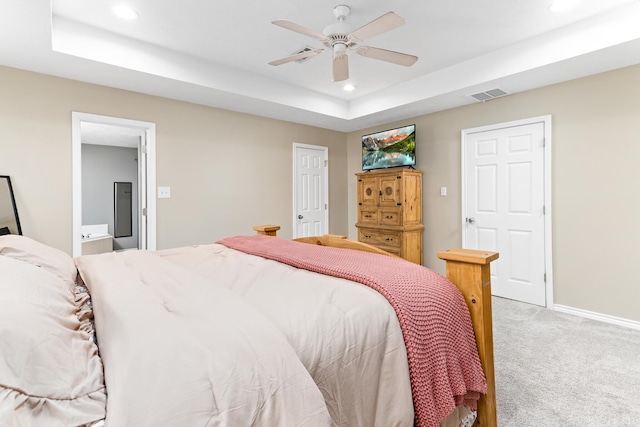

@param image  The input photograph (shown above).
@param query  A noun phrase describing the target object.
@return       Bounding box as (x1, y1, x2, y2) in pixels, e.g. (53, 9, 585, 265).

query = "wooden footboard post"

(253, 225, 281, 236)
(437, 249, 499, 427)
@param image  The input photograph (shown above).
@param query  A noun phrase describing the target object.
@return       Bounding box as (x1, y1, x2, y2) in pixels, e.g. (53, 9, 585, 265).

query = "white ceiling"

(1, 0, 640, 132)
(81, 122, 143, 148)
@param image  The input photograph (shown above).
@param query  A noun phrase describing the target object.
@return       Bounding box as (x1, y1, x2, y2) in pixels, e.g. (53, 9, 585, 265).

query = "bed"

(0, 226, 497, 427)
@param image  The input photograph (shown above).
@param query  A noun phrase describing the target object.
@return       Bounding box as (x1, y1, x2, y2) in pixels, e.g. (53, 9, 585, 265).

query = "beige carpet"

(492, 297, 640, 427)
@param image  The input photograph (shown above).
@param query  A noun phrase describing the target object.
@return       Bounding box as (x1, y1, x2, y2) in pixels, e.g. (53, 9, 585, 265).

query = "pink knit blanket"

(217, 235, 487, 427)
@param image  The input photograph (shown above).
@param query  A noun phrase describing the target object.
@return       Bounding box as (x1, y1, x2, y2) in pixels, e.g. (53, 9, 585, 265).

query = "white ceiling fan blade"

(272, 20, 329, 43)
(333, 54, 349, 82)
(356, 46, 417, 67)
(349, 12, 405, 42)
(268, 48, 324, 66)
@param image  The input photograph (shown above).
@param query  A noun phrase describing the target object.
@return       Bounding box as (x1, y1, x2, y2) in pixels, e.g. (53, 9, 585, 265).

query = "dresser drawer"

(378, 207, 402, 226)
(358, 207, 378, 225)
(358, 229, 402, 248)
(380, 246, 401, 257)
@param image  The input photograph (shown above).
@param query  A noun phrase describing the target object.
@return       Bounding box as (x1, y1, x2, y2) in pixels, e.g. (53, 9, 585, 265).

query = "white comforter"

(1, 235, 474, 427)
(75, 250, 332, 427)
(157, 243, 415, 427)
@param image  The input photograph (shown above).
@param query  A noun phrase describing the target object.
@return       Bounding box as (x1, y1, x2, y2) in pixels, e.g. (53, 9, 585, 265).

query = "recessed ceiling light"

(343, 84, 356, 91)
(112, 4, 139, 20)
(549, 0, 580, 12)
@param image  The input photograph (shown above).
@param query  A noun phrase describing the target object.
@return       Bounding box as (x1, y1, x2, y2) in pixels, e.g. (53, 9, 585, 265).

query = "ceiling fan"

(268, 5, 418, 82)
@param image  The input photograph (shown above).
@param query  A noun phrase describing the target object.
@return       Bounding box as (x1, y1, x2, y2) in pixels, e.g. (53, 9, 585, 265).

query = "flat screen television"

(361, 124, 416, 171)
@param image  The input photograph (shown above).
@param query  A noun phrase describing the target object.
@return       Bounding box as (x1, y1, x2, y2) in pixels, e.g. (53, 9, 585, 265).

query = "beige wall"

(0, 65, 349, 253)
(3, 62, 639, 323)
(347, 64, 640, 322)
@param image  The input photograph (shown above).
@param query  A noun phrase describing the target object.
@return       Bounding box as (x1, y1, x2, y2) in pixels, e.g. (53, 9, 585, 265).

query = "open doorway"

(72, 112, 157, 257)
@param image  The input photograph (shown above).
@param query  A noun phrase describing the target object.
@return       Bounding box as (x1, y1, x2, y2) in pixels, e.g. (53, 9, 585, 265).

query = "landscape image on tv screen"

(362, 124, 416, 170)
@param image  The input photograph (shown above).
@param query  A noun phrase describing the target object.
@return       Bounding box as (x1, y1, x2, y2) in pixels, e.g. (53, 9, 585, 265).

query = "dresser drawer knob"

(364, 235, 371, 239)
(386, 238, 394, 241)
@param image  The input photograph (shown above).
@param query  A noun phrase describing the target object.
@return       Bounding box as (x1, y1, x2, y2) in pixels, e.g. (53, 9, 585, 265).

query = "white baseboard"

(554, 305, 640, 331)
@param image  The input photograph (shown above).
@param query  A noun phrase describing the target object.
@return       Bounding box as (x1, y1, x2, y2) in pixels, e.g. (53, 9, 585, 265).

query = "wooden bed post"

(437, 248, 499, 427)
(252, 225, 281, 236)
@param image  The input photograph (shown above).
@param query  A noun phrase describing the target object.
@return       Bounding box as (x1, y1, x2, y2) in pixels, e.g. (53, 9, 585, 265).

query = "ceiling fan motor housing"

(327, 34, 354, 52)
(322, 4, 352, 37)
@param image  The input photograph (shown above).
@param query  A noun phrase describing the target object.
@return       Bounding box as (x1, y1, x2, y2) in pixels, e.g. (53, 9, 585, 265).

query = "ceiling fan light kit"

(269, 5, 418, 82)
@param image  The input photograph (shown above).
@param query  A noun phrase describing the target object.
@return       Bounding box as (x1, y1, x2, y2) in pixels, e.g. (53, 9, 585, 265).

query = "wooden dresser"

(355, 168, 423, 264)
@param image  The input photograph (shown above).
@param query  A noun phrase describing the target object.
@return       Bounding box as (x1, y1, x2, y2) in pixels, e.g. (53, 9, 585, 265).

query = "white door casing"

(293, 143, 328, 238)
(72, 112, 157, 256)
(462, 116, 553, 307)
(138, 133, 147, 250)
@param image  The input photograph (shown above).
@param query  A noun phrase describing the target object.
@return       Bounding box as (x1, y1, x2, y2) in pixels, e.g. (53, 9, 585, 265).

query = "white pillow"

(0, 246, 106, 426)
(0, 235, 78, 289)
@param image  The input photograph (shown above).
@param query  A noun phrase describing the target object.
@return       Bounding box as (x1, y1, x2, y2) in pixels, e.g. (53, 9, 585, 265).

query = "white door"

(293, 143, 328, 238)
(463, 120, 547, 306)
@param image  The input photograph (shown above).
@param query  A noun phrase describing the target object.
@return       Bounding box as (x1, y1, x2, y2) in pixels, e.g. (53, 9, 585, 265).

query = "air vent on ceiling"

(470, 88, 508, 102)
(293, 46, 316, 63)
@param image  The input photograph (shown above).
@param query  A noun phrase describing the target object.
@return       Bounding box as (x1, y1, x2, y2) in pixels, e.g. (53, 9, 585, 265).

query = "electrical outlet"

(158, 186, 171, 199)
(440, 187, 447, 196)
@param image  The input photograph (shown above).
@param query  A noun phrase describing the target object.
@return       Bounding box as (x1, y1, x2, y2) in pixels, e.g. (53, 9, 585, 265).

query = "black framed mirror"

(114, 181, 132, 238)
(0, 175, 22, 235)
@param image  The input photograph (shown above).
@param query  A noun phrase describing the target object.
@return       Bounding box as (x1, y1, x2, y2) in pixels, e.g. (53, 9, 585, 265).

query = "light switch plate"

(158, 186, 171, 199)
(440, 186, 447, 196)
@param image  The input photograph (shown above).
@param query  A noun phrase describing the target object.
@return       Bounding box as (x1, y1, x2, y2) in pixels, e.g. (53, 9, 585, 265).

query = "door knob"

(298, 215, 303, 219)
(466, 217, 476, 224)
